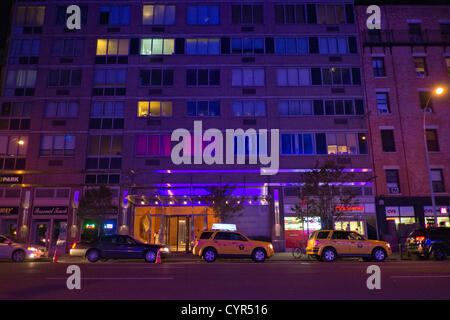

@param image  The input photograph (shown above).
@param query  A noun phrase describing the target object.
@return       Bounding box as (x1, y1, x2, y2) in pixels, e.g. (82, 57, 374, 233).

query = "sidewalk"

(54, 251, 405, 263)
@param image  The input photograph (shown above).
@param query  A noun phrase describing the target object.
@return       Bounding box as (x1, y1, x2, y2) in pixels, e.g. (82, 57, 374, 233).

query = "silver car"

(0, 235, 48, 262)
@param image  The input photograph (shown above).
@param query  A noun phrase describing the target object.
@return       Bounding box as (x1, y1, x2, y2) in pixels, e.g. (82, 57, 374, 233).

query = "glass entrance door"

(166, 216, 190, 252)
(33, 221, 50, 248)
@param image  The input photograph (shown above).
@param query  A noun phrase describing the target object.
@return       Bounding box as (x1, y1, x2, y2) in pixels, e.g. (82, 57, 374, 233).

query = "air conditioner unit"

(388, 187, 399, 194)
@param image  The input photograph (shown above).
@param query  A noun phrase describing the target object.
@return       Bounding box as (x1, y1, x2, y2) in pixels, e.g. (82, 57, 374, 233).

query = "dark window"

(426, 129, 439, 152)
(199, 232, 213, 240)
(381, 130, 395, 152)
(386, 169, 400, 194)
(372, 58, 385, 77)
(214, 232, 233, 240)
(331, 231, 350, 240)
(409, 23, 422, 42)
(419, 91, 433, 111)
(230, 233, 247, 241)
(358, 134, 368, 154)
(431, 169, 445, 193)
(413, 57, 427, 77)
(316, 231, 330, 239)
(376, 93, 390, 114)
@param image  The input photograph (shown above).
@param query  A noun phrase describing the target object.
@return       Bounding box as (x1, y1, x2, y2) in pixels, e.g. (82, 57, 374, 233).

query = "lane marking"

(47, 277, 175, 280)
(391, 275, 450, 279)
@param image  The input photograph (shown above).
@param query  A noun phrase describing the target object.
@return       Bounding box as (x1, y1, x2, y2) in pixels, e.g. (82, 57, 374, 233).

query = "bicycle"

(292, 241, 308, 260)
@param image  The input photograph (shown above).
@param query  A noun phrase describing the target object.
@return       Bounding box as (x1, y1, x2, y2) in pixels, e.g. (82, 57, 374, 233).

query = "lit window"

(138, 101, 172, 117)
(141, 39, 174, 55)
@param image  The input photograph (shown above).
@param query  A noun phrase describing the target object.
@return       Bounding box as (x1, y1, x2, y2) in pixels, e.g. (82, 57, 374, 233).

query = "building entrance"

(134, 206, 219, 252)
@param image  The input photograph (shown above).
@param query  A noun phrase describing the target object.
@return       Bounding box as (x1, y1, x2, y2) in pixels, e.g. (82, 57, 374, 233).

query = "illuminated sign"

(335, 206, 365, 212)
(85, 224, 96, 229)
(0, 175, 22, 184)
(0, 207, 19, 215)
(104, 223, 114, 229)
(33, 207, 68, 215)
(212, 223, 236, 231)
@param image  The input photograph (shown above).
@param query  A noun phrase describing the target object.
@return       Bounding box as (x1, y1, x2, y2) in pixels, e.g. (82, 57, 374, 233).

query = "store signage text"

(0, 207, 19, 215)
(33, 207, 69, 215)
(0, 175, 22, 184)
(335, 206, 365, 212)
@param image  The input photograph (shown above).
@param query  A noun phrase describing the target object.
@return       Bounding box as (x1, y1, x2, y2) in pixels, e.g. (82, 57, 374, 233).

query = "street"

(0, 258, 449, 300)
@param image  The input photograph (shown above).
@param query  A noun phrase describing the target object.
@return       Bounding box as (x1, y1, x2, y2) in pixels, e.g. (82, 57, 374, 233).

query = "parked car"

(0, 235, 48, 262)
(406, 227, 450, 261)
(306, 230, 392, 262)
(70, 234, 169, 263)
(192, 230, 274, 263)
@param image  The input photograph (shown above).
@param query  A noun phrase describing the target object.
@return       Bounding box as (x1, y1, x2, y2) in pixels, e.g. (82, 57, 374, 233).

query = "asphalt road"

(0, 258, 449, 300)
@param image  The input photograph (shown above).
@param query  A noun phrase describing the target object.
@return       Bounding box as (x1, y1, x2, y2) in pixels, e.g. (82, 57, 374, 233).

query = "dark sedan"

(70, 234, 169, 263)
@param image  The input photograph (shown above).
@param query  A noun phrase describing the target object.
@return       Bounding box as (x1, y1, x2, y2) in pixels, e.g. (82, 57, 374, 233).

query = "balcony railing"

(362, 30, 450, 46)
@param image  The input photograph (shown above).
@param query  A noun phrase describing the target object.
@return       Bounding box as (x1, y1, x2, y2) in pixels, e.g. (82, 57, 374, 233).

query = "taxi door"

(229, 232, 253, 256)
(330, 231, 353, 255)
(212, 232, 236, 255)
(348, 232, 373, 255)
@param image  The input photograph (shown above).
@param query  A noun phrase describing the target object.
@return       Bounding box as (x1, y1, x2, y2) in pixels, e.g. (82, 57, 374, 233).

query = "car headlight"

(386, 243, 391, 248)
(269, 244, 273, 250)
(27, 247, 39, 252)
(158, 247, 170, 253)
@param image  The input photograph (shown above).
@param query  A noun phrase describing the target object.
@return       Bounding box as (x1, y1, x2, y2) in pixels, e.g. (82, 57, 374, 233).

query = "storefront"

(283, 203, 377, 249)
(31, 206, 68, 251)
(385, 206, 417, 230)
(134, 206, 219, 252)
(0, 207, 19, 237)
(424, 206, 450, 227)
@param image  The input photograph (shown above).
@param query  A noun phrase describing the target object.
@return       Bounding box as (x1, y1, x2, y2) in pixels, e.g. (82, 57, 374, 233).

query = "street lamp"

(423, 86, 445, 227)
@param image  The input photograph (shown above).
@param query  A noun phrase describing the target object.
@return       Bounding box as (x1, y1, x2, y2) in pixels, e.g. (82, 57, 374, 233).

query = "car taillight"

(194, 241, 199, 247)
(71, 242, 77, 249)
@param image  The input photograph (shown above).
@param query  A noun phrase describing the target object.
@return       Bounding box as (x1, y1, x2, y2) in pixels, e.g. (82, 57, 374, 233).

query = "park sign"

(0, 175, 22, 184)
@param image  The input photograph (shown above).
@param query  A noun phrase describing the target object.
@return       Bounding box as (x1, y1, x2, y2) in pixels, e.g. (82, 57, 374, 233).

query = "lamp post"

(422, 87, 445, 227)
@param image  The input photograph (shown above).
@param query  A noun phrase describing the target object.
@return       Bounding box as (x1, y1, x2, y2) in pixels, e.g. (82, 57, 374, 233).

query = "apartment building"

(355, 1, 450, 239)
(0, 0, 374, 253)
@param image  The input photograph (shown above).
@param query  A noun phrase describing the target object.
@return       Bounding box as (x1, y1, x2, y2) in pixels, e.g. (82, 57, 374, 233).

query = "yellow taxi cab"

(306, 230, 392, 262)
(192, 230, 275, 263)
